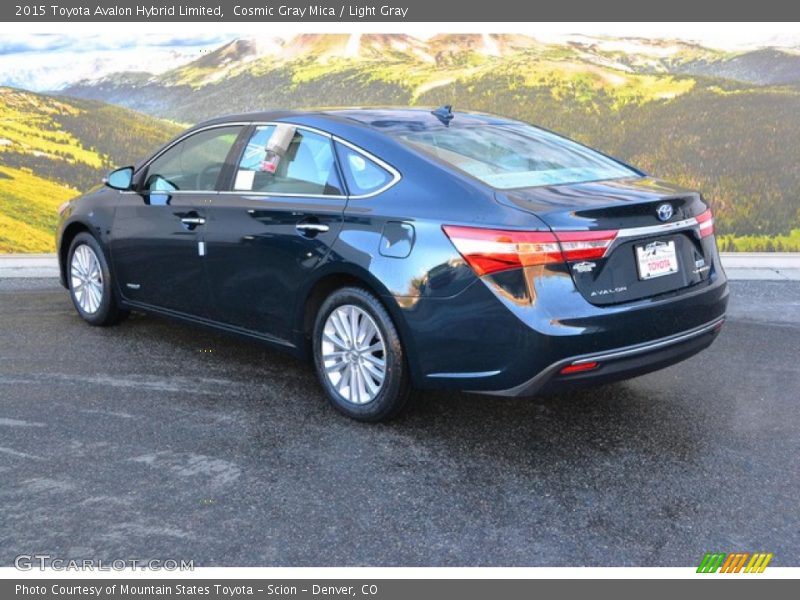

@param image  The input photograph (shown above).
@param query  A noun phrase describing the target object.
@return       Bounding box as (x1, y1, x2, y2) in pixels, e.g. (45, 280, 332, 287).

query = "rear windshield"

(393, 122, 639, 189)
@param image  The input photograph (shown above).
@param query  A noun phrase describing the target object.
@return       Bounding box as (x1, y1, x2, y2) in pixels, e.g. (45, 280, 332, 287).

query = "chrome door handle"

(296, 223, 329, 233)
(181, 217, 206, 225)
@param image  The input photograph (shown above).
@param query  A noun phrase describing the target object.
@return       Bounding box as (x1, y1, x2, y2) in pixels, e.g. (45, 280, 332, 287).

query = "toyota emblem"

(656, 203, 674, 222)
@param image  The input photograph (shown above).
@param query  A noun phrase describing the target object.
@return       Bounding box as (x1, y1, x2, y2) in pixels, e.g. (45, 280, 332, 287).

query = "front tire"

(67, 232, 127, 326)
(313, 287, 411, 422)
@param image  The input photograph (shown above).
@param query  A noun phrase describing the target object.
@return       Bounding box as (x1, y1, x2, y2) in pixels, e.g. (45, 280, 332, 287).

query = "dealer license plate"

(635, 240, 679, 280)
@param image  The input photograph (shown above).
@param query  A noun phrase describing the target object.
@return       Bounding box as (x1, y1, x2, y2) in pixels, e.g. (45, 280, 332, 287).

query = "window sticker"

(234, 169, 255, 191)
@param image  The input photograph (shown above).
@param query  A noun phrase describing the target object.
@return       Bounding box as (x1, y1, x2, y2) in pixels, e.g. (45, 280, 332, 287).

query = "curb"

(1, 253, 799, 281)
(0, 254, 60, 279)
(719, 252, 800, 281)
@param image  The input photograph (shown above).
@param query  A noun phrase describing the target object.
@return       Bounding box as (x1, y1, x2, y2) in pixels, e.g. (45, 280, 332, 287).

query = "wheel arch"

(58, 221, 93, 288)
(294, 264, 422, 385)
(59, 221, 118, 300)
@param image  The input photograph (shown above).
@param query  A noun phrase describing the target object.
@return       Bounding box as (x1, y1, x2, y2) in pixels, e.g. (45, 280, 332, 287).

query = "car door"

(109, 125, 245, 317)
(203, 123, 347, 342)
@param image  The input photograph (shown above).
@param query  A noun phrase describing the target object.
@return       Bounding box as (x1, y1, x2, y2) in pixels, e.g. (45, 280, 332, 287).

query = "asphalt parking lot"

(0, 278, 798, 567)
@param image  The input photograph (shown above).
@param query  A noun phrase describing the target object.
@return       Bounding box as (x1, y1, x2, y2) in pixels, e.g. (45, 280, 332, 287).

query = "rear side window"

(234, 125, 343, 196)
(335, 141, 394, 196)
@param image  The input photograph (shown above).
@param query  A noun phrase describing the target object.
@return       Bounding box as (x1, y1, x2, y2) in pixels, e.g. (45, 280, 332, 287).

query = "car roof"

(195, 107, 514, 134)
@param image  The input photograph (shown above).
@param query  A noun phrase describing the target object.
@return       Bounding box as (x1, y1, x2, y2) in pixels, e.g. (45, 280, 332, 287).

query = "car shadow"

(117, 310, 710, 476)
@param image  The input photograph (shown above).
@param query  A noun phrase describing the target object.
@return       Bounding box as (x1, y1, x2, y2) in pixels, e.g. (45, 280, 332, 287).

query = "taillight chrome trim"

(550, 216, 704, 242)
(550, 211, 714, 258)
(614, 216, 699, 239)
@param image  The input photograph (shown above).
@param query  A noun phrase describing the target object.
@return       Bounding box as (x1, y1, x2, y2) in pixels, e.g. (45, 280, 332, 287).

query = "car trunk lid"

(495, 177, 717, 305)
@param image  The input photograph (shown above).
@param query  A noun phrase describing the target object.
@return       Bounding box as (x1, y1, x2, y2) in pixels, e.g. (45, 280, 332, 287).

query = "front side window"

(144, 126, 242, 192)
(233, 125, 342, 196)
(335, 142, 394, 196)
(392, 122, 639, 189)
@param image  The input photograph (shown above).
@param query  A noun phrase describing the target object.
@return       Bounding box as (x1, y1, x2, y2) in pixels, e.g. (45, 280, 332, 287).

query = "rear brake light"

(696, 209, 714, 238)
(442, 225, 618, 276)
(553, 229, 618, 261)
(441, 226, 562, 276)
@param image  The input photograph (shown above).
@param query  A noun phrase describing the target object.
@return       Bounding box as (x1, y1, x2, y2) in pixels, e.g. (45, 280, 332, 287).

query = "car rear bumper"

(396, 264, 728, 393)
(483, 315, 724, 397)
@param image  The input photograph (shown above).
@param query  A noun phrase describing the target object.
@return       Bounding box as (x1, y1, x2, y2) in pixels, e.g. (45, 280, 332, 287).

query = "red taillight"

(560, 361, 599, 375)
(441, 226, 562, 276)
(442, 225, 618, 276)
(696, 209, 714, 238)
(554, 229, 618, 261)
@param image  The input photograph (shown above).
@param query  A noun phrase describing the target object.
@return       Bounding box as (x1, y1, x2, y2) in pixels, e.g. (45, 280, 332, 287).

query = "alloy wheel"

(70, 244, 104, 314)
(321, 304, 387, 404)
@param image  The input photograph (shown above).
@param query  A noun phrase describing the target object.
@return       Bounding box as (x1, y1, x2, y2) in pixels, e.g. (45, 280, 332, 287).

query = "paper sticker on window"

(234, 169, 255, 191)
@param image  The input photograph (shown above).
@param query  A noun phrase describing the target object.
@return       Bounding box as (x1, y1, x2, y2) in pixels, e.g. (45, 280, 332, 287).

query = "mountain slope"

(0, 87, 181, 252)
(64, 34, 701, 121)
(676, 48, 800, 85)
(60, 34, 800, 245)
(419, 77, 800, 241)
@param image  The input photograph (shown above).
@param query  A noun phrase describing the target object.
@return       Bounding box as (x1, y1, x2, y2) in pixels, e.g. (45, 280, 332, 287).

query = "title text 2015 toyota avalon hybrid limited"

(57, 107, 728, 421)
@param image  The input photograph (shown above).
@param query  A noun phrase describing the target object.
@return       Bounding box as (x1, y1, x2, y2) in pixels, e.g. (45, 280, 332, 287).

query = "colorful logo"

(697, 552, 773, 573)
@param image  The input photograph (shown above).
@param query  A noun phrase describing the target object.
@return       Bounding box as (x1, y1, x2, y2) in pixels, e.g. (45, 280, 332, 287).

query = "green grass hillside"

(0, 166, 74, 252)
(419, 79, 800, 246)
(0, 87, 181, 252)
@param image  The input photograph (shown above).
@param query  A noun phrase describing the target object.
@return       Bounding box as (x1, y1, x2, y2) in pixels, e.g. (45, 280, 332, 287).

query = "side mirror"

(104, 166, 134, 191)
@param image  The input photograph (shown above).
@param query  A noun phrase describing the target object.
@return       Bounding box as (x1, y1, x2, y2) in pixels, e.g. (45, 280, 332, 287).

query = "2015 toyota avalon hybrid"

(57, 107, 728, 421)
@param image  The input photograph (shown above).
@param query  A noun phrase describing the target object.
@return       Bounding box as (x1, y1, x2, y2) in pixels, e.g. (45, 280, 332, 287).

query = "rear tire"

(313, 287, 411, 422)
(67, 232, 127, 326)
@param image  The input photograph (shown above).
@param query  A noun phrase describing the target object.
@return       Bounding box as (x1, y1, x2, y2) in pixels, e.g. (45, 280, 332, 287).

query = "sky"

(0, 23, 798, 91)
(0, 32, 225, 90)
